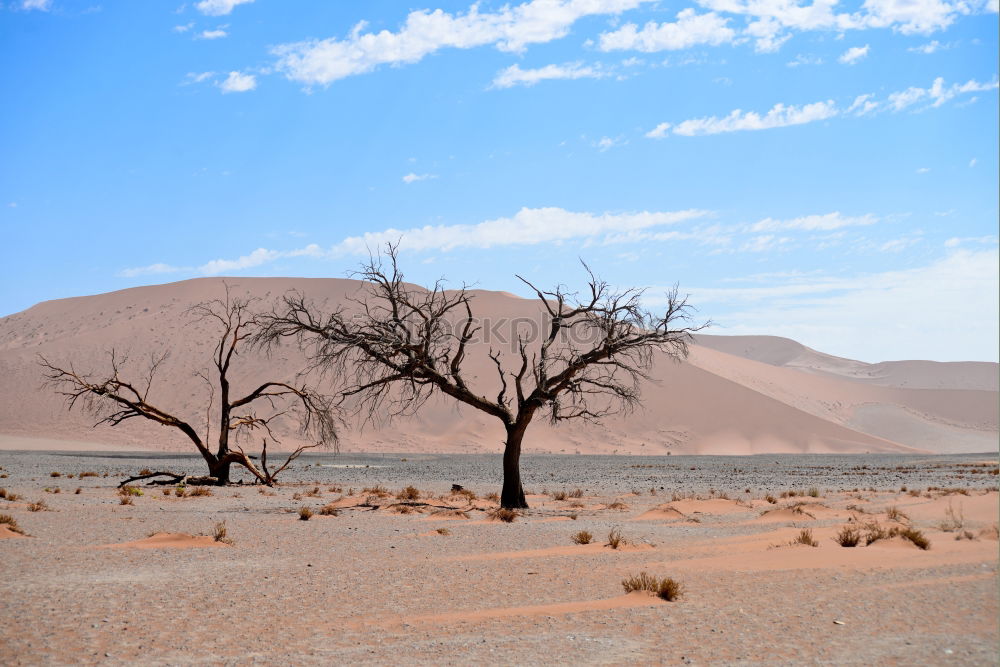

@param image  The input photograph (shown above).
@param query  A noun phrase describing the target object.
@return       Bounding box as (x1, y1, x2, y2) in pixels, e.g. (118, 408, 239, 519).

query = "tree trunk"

(209, 459, 231, 485)
(501, 423, 529, 509)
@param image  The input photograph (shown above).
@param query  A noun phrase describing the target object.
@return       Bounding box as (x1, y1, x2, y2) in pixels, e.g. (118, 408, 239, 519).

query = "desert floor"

(1, 451, 997, 666)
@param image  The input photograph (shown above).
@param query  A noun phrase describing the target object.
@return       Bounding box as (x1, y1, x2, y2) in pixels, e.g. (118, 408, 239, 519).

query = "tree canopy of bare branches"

(40, 288, 337, 485)
(257, 245, 707, 508)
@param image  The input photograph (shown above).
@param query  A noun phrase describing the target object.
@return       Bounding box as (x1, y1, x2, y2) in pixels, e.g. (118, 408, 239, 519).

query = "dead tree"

(257, 245, 706, 508)
(40, 289, 337, 485)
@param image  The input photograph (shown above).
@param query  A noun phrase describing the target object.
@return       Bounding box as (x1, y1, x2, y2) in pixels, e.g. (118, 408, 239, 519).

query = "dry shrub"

(162, 488, 171, 496)
(938, 501, 964, 532)
(392, 504, 414, 514)
(606, 527, 627, 549)
(305, 486, 322, 498)
(175, 486, 187, 498)
(571, 530, 593, 545)
(835, 526, 861, 547)
(897, 527, 930, 550)
(362, 485, 390, 498)
(28, 500, 48, 512)
(189, 487, 212, 497)
(138, 468, 153, 476)
(567, 513, 578, 520)
(49, 472, 61, 478)
(318, 504, 340, 516)
(213, 520, 234, 545)
(397, 486, 420, 501)
(52, 488, 61, 494)
(488, 508, 518, 523)
(0, 488, 6, 499)
(74, 488, 82, 495)
(764, 494, 777, 504)
(292, 492, 303, 501)
(328, 486, 343, 494)
(791, 528, 819, 547)
(79, 471, 98, 478)
(118, 485, 143, 497)
(955, 530, 976, 541)
(807, 487, 820, 498)
(551, 490, 568, 501)
(435, 527, 451, 535)
(605, 499, 629, 511)
(484, 492, 499, 502)
(0, 514, 25, 535)
(885, 505, 908, 522)
(4, 491, 19, 502)
(119, 495, 133, 506)
(621, 572, 684, 601)
(298, 506, 313, 521)
(455, 488, 477, 501)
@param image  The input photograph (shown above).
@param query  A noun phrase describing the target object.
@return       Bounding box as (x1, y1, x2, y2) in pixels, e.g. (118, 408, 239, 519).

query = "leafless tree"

(257, 245, 707, 508)
(40, 289, 337, 485)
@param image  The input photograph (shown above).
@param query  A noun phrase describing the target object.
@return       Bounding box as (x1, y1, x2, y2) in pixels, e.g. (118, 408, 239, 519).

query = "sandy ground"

(1, 452, 997, 666)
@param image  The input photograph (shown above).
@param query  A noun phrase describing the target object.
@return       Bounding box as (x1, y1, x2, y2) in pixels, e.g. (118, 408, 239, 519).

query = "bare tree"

(257, 245, 707, 508)
(40, 289, 337, 485)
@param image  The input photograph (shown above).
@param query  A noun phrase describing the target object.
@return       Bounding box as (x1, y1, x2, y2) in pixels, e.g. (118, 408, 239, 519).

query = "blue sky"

(1, 0, 997, 362)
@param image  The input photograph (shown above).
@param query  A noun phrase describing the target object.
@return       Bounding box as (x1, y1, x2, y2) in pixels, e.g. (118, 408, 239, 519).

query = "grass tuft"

(212, 520, 234, 545)
(835, 525, 861, 547)
(397, 485, 420, 501)
(28, 499, 48, 512)
(118, 485, 143, 497)
(0, 513, 25, 534)
(188, 486, 212, 497)
(298, 506, 313, 521)
(571, 530, 593, 545)
(621, 572, 684, 601)
(606, 527, 627, 549)
(318, 504, 340, 516)
(488, 508, 518, 523)
(49, 472, 62, 478)
(435, 527, 451, 536)
(791, 528, 819, 547)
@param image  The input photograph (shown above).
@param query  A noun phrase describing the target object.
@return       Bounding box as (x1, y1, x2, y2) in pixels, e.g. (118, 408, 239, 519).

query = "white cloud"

(748, 212, 878, 232)
(684, 248, 1000, 362)
(119, 263, 188, 278)
(969, 158, 977, 167)
(909, 39, 946, 53)
(173, 22, 195, 33)
(916, 167, 930, 173)
(846, 93, 878, 115)
(858, 0, 963, 35)
(182, 71, 215, 85)
(402, 172, 438, 184)
(598, 9, 735, 52)
(21, 0, 51, 10)
(670, 100, 838, 136)
(594, 136, 626, 151)
(218, 71, 257, 93)
(887, 76, 998, 111)
(271, 0, 652, 86)
(198, 28, 228, 40)
(195, 0, 253, 16)
(490, 62, 607, 89)
(645, 122, 672, 139)
(787, 53, 823, 67)
(838, 44, 869, 64)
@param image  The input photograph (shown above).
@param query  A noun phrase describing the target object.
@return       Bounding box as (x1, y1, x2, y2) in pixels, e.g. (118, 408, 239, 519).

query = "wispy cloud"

(173, 22, 195, 33)
(402, 172, 438, 184)
(197, 27, 228, 40)
(490, 62, 608, 89)
(838, 45, 870, 65)
(597, 9, 735, 52)
(747, 213, 878, 232)
(218, 71, 256, 93)
(271, 0, 652, 87)
(787, 54, 823, 67)
(195, 0, 253, 16)
(20, 0, 52, 10)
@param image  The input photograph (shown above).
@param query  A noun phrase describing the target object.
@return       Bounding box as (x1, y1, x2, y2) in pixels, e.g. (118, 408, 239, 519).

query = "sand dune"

(0, 277, 995, 455)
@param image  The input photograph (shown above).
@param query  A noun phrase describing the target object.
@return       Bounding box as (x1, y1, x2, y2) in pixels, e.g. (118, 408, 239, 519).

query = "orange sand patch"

(370, 591, 664, 628)
(752, 507, 817, 523)
(668, 498, 751, 516)
(448, 542, 655, 561)
(419, 509, 470, 521)
(0, 525, 27, 539)
(894, 491, 998, 525)
(95, 532, 230, 549)
(632, 505, 693, 522)
(530, 516, 574, 523)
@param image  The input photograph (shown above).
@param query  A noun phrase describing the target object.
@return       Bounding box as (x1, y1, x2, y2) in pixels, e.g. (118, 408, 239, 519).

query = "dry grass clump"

(397, 486, 420, 501)
(897, 527, 930, 550)
(807, 487, 820, 498)
(175, 486, 188, 498)
(567, 488, 584, 499)
(861, 522, 931, 550)
(4, 491, 20, 502)
(835, 526, 861, 547)
(764, 494, 777, 504)
(212, 520, 234, 545)
(606, 527, 627, 549)
(551, 490, 568, 501)
(74, 488, 82, 495)
(362, 485, 390, 498)
(791, 528, 819, 547)
(454, 488, 477, 501)
(0, 514, 25, 535)
(119, 495, 133, 505)
(298, 506, 313, 521)
(118, 485, 143, 497)
(605, 499, 629, 511)
(49, 472, 62, 478)
(304, 486, 323, 498)
(488, 508, 518, 523)
(938, 501, 965, 532)
(885, 505, 908, 522)
(189, 486, 212, 497)
(484, 492, 499, 502)
(435, 527, 451, 535)
(138, 468, 153, 476)
(28, 499, 48, 512)
(79, 471, 99, 478)
(0, 488, 6, 499)
(571, 530, 593, 545)
(318, 504, 340, 516)
(621, 572, 683, 601)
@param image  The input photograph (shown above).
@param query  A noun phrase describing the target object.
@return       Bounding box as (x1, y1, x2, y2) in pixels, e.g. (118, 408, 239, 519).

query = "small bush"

(212, 520, 233, 544)
(118, 486, 143, 497)
(50, 472, 62, 478)
(897, 527, 930, 550)
(292, 492, 303, 501)
(298, 506, 313, 521)
(568, 488, 584, 498)
(938, 501, 964, 532)
(568, 513, 578, 520)
(455, 488, 477, 501)
(571, 530, 593, 545)
(362, 485, 390, 498)
(189, 487, 212, 497)
(0, 488, 6, 499)
(28, 500, 48, 512)
(397, 486, 420, 501)
(175, 486, 187, 498)
(74, 488, 82, 495)
(119, 495, 133, 505)
(435, 527, 451, 536)
(52, 488, 61, 494)
(551, 490, 568, 501)
(4, 492, 19, 502)
(791, 528, 819, 547)
(318, 504, 340, 516)
(955, 530, 976, 541)
(606, 499, 629, 511)
(764, 494, 777, 504)
(0, 514, 25, 535)
(621, 572, 683, 601)
(807, 487, 820, 498)
(489, 508, 518, 523)
(885, 506, 908, 522)
(79, 471, 99, 478)
(835, 526, 861, 547)
(864, 523, 890, 545)
(162, 488, 171, 496)
(606, 527, 627, 549)
(138, 468, 153, 476)
(484, 492, 499, 502)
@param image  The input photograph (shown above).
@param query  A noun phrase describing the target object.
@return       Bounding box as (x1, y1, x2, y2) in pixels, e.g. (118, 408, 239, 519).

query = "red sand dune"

(95, 532, 230, 549)
(0, 277, 995, 455)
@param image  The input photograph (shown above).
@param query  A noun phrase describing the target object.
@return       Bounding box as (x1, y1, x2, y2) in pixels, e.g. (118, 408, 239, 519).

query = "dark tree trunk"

(501, 423, 529, 509)
(209, 459, 231, 485)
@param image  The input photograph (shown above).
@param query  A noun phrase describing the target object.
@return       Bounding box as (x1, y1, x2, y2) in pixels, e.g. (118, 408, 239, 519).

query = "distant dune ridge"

(0, 277, 995, 455)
